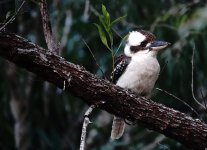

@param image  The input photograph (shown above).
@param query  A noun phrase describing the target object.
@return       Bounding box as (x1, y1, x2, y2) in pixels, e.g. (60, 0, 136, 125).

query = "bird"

(110, 30, 170, 140)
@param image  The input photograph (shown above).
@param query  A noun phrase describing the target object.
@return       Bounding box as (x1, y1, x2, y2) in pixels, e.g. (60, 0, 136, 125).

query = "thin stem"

(156, 88, 200, 118)
(160, 60, 168, 75)
(191, 44, 206, 110)
(79, 105, 97, 150)
(60, 10, 72, 54)
(112, 28, 122, 39)
(79, 106, 94, 150)
(199, 89, 207, 110)
(111, 51, 115, 82)
(114, 34, 129, 56)
(114, 39, 124, 57)
(82, 39, 107, 79)
(79, 117, 90, 150)
(0, 1, 25, 31)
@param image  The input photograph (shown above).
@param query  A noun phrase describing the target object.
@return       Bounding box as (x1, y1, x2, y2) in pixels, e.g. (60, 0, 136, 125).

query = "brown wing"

(110, 55, 131, 84)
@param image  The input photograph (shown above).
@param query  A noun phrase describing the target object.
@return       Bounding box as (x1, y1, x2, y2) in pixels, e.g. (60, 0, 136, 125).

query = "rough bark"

(0, 32, 207, 149)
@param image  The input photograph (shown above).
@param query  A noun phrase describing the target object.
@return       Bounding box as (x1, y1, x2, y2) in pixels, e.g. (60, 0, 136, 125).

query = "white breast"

(116, 52, 160, 96)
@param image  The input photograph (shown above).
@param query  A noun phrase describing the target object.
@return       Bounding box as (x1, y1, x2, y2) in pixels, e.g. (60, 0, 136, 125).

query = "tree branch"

(38, 0, 59, 54)
(0, 32, 207, 149)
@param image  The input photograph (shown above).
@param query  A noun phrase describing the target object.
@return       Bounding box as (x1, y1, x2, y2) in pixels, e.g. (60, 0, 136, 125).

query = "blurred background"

(0, 0, 207, 149)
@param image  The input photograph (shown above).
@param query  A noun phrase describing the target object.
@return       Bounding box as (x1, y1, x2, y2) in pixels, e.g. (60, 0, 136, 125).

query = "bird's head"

(124, 30, 170, 57)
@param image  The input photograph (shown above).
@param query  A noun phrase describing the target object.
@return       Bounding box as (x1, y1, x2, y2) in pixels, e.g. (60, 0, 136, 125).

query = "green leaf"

(111, 15, 127, 27)
(108, 29, 113, 47)
(101, 4, 110, 26)
(99, 15, 111, 37)
(99, 16, 107, 30)
(94, 23, 110, 50)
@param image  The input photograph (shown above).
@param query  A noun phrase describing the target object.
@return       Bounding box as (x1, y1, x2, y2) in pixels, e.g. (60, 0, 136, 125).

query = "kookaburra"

(110, 30, 170, 139)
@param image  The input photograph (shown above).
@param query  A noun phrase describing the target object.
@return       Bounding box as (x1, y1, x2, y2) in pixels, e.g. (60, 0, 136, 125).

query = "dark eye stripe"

(130, 45, 142, 52)
(129, 30, 156, 53)
(130, 40, 148, 53)
(140, 40, 148, 47)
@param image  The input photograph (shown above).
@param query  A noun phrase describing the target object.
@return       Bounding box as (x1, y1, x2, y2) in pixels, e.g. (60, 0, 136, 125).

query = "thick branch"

(0, 32, 207, 149)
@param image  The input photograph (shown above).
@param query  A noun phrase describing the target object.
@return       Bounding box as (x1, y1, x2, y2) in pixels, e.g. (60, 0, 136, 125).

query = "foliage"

(95, 4, 126, 51)
(0, 0, 207, 150)
(95, 4, 126, 81)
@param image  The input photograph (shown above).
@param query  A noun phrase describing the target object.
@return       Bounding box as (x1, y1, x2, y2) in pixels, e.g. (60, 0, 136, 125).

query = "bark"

(39, 0, 59, 54)
(0, 31, 207, 150)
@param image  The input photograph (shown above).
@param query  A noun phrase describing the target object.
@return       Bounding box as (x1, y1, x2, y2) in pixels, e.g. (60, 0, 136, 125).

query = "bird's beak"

(148, 41, 171, 51)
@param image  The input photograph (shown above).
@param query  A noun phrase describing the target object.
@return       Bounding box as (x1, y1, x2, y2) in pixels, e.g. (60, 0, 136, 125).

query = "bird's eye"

(140, 40, 148, 47)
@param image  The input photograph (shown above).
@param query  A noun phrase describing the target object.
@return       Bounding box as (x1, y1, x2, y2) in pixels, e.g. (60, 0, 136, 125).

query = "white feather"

(116, 52, 160, 96)
(128, 31, 146, 46)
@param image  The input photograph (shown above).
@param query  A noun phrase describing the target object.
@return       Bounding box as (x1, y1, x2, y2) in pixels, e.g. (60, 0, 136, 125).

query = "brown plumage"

(139, 30, 156, 42)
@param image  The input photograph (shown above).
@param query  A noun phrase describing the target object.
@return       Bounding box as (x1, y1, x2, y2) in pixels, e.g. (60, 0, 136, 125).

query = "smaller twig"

(60, 10, 72, 54)
(114, 33, 130, 56)
(79, 101, 105, 150)
(39, 0, 59, 54)
(156, 88, 200, 118)
(122, 20, 143, 30)
(84, 105, 96, 117)
(142, 134, 166, 150)
(160, 60, 168, 75)
(79, 117, 91, 150)
(112, 28, 122, 39)
(89, 5, 100, 17)
(111, 52, 115, 83)
(155, 24, 177, 31)
(150, 17, 161, 32)
(200, 89, 207, 110)
(82, 38, 107, 79)
(82, 0, 90, 22)
(79, 105, 95, 150)
(0, 1, 25, 31)
(114, 36, 125, 56)
(191, 45, 206, 110)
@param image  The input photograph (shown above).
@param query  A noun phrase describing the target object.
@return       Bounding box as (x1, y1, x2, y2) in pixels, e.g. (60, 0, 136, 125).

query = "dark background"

(0, 0, 207, 149)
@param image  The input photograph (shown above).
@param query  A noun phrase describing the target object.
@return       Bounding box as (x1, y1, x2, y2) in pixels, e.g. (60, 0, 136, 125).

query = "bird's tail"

(111, 116, 125, 139)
